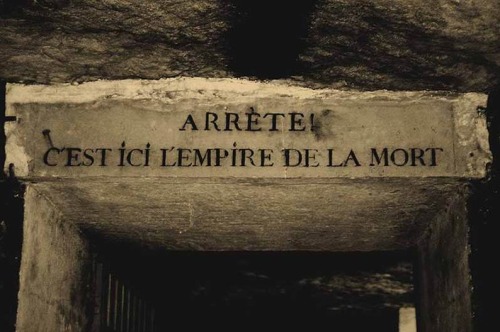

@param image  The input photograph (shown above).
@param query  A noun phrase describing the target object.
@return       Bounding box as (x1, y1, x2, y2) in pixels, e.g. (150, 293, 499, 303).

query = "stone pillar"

(415, 189, 472, 332)
(16, 186, 93, 332)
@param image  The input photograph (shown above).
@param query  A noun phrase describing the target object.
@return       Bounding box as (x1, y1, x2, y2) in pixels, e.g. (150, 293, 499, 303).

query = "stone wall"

(15, 186, 93, 332)
(0, 0, 499, 90)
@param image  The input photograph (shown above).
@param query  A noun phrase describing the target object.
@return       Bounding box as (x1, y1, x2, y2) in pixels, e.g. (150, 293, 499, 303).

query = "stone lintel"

(4, 78, 491, 179)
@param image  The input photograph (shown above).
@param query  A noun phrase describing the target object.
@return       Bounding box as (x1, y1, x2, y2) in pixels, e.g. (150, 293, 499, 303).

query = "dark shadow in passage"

(225, 0, 318, 79)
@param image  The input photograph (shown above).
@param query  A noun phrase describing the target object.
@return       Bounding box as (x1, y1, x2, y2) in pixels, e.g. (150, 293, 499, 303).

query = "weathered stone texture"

(0, 0, 232, 83)
(0, 0, 498, 90)
(16, 186, 92, 332)
(416, 190, 472, 332)
(300, 0, 500, 91)
(4, 79, 492, 179)
(302, 0, 500, 90)
(29, 177, 462, 252)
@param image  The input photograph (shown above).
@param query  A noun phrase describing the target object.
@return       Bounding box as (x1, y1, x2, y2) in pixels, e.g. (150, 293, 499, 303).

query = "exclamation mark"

(310, 113, 316, 132)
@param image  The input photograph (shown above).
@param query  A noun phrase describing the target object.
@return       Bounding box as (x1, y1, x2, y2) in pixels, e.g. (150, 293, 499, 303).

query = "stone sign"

(4, 78, 491, 178)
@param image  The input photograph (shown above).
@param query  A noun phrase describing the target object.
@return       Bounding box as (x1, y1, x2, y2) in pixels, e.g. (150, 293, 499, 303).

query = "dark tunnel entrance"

(90, 244, 414, 332)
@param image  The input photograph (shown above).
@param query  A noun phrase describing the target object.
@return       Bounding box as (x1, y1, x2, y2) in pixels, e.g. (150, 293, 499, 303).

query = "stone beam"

(3, 79, 491, 179)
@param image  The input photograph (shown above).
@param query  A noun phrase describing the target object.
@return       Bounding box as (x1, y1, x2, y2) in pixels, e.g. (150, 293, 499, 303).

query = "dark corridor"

(92, 247, 413, 332)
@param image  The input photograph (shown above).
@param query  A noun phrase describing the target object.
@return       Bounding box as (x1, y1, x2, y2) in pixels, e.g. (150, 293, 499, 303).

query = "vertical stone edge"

(415, 186, 472, 332)
(467, 87, 500, 331)
(16, 185, 94, 332)
(1, 78, 24, 332)
(453, 93, 492, 178)
(4, 84, 30, 178)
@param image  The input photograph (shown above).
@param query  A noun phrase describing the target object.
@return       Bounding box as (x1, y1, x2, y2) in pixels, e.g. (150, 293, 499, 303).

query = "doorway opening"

(91, 242, 414, 332)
